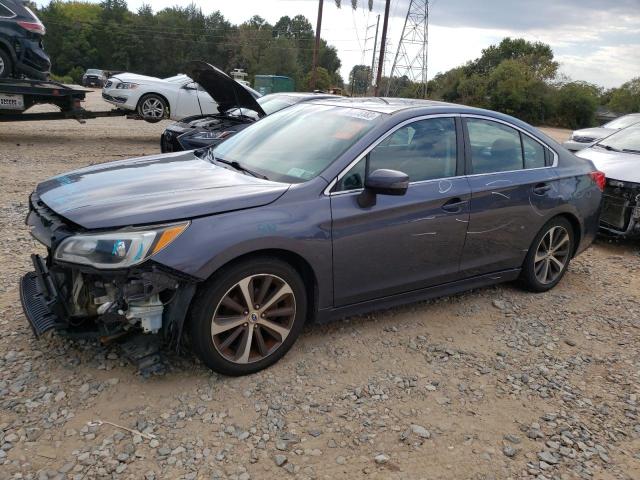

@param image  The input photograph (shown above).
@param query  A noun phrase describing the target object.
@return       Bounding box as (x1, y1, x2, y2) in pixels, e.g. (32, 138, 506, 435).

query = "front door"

(175, 82, 204, 119)
(330, 116, 470, 307)
(460, 117, 557, 276)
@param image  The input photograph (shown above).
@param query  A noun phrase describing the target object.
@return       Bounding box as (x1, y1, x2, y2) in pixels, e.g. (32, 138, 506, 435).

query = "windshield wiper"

(596, 144, 619, 152)
(214, 157, 269, 180)
(622, 148, 640, 154)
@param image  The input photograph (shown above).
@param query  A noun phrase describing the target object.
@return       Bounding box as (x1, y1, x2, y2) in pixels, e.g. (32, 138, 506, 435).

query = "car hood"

(110, 73, 187, 84)
(576, 147, 640, 184)
(35, 151, 289, 229)
(571, 127, 615, 140)
(185, 61, 266, 117)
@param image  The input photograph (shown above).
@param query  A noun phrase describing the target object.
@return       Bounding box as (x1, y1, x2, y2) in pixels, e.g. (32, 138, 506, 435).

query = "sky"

(34, 0, 640, 88)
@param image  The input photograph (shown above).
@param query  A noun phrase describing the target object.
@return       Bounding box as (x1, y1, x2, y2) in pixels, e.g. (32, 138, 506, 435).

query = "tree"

(607, 77, 640, 113)
(468, 37, 558, 81)
(349, 65, 370, 96)
(551, 82, 599, 129)
(305, 66, 332, 91)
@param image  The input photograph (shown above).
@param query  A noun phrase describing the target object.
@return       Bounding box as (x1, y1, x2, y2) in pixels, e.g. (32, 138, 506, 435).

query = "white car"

(102, 69, 261, 123)
(563, 113, 640, 151)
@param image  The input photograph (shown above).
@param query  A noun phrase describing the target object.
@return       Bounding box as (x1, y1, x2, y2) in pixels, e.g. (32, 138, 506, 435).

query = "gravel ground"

(1, 92, 639, 480)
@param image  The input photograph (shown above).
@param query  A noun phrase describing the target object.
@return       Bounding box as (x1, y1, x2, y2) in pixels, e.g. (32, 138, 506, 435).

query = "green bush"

(550, 82, 599, 129)
(49, 73, 74, 84)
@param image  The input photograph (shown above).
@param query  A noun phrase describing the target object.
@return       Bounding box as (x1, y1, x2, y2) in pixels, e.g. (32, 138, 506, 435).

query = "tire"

(137, 94, 168, 123)
(188, 257, 307, 376)
(0, 49, 12, 79)
(520, 217, 575, 292)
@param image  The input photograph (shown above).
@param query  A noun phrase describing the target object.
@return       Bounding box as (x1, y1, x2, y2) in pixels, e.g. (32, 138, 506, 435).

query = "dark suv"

(0, 0, 50, 80)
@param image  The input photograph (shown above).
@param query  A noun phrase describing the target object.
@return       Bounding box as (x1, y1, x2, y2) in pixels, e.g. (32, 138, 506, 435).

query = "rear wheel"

(188, 257, 307, 376)
(137, 94, 168, 123)
(520, 217, 575, 292)
(0, 50, 12, 78)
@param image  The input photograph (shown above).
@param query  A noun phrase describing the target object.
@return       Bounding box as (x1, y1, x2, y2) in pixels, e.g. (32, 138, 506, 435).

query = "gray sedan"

(563, 113, 640, 151)
(21, 98, 603, 375)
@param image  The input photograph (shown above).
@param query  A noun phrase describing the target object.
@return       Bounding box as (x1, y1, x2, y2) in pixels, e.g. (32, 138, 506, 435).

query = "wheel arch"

(555, 212, 582, 258)
(200, 248, 320, 322)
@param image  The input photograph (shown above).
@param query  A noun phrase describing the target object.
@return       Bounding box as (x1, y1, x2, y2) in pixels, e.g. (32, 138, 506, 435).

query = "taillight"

(17, 21, 46, 35)
(590, 171, 606, 191)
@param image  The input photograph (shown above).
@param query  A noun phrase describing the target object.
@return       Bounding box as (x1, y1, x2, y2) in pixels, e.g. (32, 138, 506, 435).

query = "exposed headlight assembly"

(116, 82, 139, 90)
(54, 222, 189, 269)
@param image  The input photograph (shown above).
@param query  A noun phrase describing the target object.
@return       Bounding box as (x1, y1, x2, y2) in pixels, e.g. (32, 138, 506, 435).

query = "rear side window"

(522, 135, 546, 169)
(467, 119, 523, 174)
(0, 2, 15, 17)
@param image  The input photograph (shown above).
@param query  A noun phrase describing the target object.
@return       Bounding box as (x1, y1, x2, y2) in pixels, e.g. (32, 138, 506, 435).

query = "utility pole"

(369, 14, 380, 91)
(374, 0, 391, 96)
(311, 0, 324, 90)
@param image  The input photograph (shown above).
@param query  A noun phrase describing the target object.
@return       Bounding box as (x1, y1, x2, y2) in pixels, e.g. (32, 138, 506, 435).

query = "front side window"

(336, 117, 458, 191)
(467, 119, 524, 174)
(212, 104, 384, 183)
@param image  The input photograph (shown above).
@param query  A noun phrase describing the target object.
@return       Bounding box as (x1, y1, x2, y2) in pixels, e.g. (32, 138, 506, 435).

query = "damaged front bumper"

(600, 179, 640, 238)
(20, 254, 196, 346)
(20, 193, 197, 346)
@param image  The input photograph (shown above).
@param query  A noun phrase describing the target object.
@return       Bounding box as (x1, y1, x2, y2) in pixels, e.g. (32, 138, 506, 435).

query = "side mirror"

(183, 83, 198, 91)
(358, 169, 409, 208)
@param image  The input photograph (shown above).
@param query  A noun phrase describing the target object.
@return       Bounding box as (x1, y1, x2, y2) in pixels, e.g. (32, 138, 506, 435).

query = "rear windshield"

(212, 103, 384, 183)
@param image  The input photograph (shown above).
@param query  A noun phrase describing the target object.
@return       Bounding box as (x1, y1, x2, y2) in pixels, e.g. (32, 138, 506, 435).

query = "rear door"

(460, 116, 557, 276)
(330, 115, 471, 306)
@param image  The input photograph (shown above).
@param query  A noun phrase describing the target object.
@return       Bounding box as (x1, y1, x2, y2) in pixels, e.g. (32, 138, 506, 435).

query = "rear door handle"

(442, 198, 467, 213)
(533, 183, 552, 195)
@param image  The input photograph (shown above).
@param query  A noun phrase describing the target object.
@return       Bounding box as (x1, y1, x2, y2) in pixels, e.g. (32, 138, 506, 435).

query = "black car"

(82, 68, 107, 88)
(0, 0, 50, 80)
(21, 97, 604, 376)
(161, 62, 338, 152)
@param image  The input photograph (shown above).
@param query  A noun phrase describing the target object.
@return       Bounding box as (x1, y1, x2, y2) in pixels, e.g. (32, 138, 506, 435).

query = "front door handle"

(442, 198, 467, 213)
(533, 183, 552, 195)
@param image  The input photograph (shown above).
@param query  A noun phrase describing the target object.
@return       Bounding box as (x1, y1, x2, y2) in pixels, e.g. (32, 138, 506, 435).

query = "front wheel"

(137, 94, 168, 123)
(188, 257, 307, 376)
(520, 217, 575, 292)
(0, 50, 12, 78)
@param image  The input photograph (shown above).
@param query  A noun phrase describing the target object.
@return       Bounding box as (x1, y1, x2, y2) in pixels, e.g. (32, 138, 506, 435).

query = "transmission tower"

(385, 0, 429, 98)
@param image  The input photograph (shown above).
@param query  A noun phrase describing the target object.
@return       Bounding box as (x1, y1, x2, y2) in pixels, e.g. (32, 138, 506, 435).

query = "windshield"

(212, 103, 384, 183)
(603, 115, 640, 130)
(598, 124, 640, 154)
(86, 69, 102, 75)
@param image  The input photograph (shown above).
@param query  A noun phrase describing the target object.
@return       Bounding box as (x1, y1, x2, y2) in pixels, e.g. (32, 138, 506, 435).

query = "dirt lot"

(1, 91, 639, 480)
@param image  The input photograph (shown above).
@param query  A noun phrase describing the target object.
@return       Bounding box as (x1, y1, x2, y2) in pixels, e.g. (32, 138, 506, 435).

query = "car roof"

(305, 97, 460, 114)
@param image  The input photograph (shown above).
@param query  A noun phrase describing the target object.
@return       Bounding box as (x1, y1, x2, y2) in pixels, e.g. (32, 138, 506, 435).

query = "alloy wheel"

(141, 98, 165, 119)
(533, 225, 571, 285)
(211, 274, 296, 364)
(0, 57, 5, 76)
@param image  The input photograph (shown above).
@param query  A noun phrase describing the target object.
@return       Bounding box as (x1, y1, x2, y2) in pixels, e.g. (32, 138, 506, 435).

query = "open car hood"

(185, 61, 266, 117)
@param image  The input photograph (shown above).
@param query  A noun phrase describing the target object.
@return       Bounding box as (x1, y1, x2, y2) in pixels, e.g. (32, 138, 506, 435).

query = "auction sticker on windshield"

(0, 94, 25, 110)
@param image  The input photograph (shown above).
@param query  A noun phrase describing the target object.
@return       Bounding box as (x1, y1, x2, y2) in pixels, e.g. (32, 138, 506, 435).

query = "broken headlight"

(54, 222, 189, 269)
